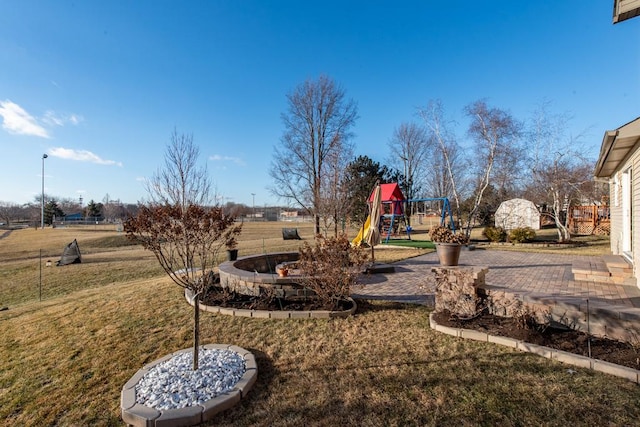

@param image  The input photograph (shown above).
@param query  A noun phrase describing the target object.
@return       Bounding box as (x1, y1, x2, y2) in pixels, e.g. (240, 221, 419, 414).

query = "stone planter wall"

(431, 266, 488, 318)
(218, 252, 310, 298)
(185, 289, 357, 319)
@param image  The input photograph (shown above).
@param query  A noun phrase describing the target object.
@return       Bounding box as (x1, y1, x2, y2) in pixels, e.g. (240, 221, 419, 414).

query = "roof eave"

(594, 130, 619, 178)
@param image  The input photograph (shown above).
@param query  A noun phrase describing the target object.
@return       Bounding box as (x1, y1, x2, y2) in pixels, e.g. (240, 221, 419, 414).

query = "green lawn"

(381, 238, 436, 249)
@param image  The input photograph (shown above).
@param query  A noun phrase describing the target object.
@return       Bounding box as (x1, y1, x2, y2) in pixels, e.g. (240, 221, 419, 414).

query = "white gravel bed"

(135, 348, 246, 410)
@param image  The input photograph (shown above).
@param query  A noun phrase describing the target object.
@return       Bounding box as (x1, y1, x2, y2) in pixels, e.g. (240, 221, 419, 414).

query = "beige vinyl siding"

(614, 0, 640, 22)
(633, 151, 640, 277)
(618, 0, 640, 14)
(611, 148, 640, 278)
(610, 170, 623, 255)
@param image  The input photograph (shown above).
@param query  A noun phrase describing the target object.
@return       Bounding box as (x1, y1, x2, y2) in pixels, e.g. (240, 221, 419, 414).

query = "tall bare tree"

(387, 122, 430, 219)
(125, 131, 240, 370)
(145, 129, 212, 208)
(463, 100, 522, 237)
(270, 75, 358, 235)
(418, 100, 465, 222)
(525, 104, 595, 242)
(318, 143, 353, 236)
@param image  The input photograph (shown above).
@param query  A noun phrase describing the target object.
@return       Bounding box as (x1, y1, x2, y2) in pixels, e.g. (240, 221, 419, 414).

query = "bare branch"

(145, 129, 212, 207)
(270, 75, 358, 234)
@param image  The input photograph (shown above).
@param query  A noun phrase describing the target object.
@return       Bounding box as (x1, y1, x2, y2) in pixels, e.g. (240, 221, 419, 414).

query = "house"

(613, 0, 640, 23)
(594, 116, 640, 282)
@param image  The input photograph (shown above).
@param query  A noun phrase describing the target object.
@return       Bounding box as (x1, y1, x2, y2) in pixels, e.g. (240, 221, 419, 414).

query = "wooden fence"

(568, 205, 610, 235)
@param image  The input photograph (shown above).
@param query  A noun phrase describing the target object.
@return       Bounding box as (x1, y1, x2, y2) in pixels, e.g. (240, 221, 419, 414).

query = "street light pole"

(251, 193, 255, 221)
(41, 154, 48, 229)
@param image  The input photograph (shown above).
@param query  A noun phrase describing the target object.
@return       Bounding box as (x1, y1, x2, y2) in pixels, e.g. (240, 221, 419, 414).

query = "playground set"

(352, 183, 455, 245)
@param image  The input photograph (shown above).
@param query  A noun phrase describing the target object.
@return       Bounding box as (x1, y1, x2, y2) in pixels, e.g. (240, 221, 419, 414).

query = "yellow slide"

(352, 214, 371, 246)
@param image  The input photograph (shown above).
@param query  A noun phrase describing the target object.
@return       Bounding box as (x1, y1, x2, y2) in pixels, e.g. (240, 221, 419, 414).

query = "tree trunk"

(551, 190, 571, 242)
(193, 291, 201, 370)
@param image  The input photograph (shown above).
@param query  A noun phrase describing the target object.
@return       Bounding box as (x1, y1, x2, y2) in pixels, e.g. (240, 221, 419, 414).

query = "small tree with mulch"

(124, 203, 241, 370)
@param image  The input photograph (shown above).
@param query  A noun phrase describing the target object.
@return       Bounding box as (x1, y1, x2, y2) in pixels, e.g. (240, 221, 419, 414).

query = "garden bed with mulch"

(200, 287, 354, 312)
(432, 310, 640, 370)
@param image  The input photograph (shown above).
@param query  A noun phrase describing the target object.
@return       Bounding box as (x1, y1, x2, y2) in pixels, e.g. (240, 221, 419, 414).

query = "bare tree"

(0, 202, 22, 225)
(387, 122, 430, 218)
(125, 131, 241, 370)
(145, 129, 212, 208)
(418, 100, 465, 221)
(318, 143, 353, 236)
(57, 197, 81, 215)
(270, 75, 358, 235)
(526, 104, 595, 242)
(462, 100, 522, 237)
(101, 196, 126, 222)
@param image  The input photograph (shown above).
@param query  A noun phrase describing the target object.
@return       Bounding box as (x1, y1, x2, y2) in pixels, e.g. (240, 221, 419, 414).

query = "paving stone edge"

(121, 344, 258, 427)
(185, 289, 357, 319)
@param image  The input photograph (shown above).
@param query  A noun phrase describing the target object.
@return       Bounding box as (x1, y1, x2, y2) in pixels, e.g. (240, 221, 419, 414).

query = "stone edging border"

(483, 241, 582, 248)
(429, 313, 640, 384)
(185, 289, 357, 319)
(121, 344, 257, 427)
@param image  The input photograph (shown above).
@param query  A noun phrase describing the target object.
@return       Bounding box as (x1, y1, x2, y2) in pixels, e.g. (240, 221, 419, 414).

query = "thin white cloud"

(42, 111, 84, 127)
(49, 147, 123, 167)
(69, 114, 82, 125)
(0, 100, 49, 138)
(209, 154, 246, 166)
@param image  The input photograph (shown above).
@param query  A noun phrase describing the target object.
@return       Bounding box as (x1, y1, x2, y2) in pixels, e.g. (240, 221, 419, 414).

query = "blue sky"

(0, 1, 638, 207)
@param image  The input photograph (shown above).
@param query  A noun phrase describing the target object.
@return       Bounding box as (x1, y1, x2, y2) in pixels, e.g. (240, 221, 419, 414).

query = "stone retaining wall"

(431, 266, 640, 343)
(185, 289, 356, 319)
(218, 252, 312, 298)
(431, 266, 488, 318)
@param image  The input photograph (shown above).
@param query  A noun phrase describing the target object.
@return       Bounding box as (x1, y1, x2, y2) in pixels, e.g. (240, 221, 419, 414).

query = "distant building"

(63, 213, 83, 221)
(494, 199, 540, 230)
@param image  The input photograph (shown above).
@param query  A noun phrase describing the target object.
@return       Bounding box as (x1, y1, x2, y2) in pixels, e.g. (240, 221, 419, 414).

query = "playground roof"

(368, 183, 405, 203)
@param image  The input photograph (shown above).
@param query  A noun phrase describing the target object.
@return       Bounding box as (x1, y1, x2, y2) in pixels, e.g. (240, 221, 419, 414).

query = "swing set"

(352, 182, 456, 245)
(382, 197, 456, 243)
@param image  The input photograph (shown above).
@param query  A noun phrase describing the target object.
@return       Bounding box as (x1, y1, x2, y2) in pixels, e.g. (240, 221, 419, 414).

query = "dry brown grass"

(0, 223, 426, 308)
(0, 227, 162, 307)
(2, 280, 640, 426)
(2, 222, 635, 426)
(480, 227, 612, 256)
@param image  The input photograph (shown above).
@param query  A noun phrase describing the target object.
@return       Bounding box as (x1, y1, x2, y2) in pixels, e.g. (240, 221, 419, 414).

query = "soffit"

(595, 117, 640, 178)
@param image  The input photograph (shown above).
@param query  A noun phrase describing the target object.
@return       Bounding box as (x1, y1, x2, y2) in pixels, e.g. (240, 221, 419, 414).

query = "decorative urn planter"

(430, 226, 468, 267)
(435, 243, 462, 266)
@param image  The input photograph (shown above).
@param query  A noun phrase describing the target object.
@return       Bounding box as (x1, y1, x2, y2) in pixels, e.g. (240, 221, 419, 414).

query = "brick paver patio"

(354, 249, 640, 311)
